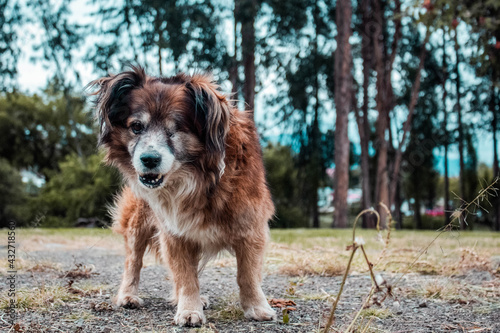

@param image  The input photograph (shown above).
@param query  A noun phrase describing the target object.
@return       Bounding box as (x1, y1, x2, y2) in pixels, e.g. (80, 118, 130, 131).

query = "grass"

(359, 308, 392, 319)
(268, 229, 499, 277)
(209, 293, 245, 322)
(0, 257, 61, 275)
(10, 227, 122, 252)
(0, 227, 498, 332)
(0, 285, 79, 311)
(2, 227, 498, 277)
(64, 310, 95, 321)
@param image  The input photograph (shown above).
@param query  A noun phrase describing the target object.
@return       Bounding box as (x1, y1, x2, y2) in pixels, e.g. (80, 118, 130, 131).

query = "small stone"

(419, 301, 427, 308)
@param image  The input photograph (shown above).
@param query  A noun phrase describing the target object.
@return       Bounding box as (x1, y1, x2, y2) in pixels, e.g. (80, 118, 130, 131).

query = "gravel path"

(1, 245, 499, 333)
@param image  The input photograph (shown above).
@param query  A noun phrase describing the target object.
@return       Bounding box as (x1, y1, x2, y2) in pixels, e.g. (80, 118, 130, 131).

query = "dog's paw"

(115, 294, 144, 309)
(243, 302, 277, 321)
(174, 309, 206, 326)
(200, 295, 210, 309)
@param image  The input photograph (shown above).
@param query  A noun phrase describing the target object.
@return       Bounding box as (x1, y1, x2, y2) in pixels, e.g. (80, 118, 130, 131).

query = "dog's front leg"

(161, 233, 206, 326)
(233, 236, 277, 321)
(115, 226, 153, 308)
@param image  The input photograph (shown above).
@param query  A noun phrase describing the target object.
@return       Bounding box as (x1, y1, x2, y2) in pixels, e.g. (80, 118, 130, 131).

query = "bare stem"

(360, 245, 379, 290)
(345, 286, 376, 333)
(323, 246, 358, 333)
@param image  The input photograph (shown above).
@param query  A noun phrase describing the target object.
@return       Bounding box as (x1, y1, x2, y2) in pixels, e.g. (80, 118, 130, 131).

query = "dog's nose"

(140, 152, 162, 169)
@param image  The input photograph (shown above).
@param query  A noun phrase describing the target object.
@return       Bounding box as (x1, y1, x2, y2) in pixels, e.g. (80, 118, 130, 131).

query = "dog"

(89, 66, 276, 326)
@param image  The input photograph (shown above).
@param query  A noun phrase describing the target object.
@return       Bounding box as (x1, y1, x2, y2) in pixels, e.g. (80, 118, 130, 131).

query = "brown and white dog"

(89, 66, 276, 326)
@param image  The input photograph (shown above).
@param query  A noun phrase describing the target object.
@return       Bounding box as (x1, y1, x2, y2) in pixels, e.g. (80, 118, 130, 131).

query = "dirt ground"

(1, 229, 499, 333)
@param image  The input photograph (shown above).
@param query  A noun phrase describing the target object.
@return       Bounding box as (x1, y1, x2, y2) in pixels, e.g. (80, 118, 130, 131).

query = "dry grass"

(5, 228, 498, 278)
(0, 257, 61, 275)
(0, 285, 79, 311)
(268, 229, 499, 277)
(64, 310, 96, 321)
(61, 263, 98, 279)
(13, 227, 123, 252)
(403, 278, 500, 309)
(359, 308, 392, 319)
(209, 293, 244, 322)
(66, 280, 109, 296)
(272, 244, 346, 276)
(405, 279, 464, 301)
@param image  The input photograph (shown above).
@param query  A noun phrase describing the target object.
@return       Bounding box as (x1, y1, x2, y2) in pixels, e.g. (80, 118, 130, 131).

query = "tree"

(263, 143, 309, 228)
(400, 37, 442, 229)
(441, 29, 451, 226)
(0, 0, 21, 91)
(262, 0, 334, 227)
(354, 0, 375, 228)
(31, 153, 121, 227)
(0, 159, 25, 227)
(332, 0, 352, 228)
(90, 0, 229, 77)
(0, 92, 95, 180)
(236, 0, 257, 113)
(460, 0, 500, 230)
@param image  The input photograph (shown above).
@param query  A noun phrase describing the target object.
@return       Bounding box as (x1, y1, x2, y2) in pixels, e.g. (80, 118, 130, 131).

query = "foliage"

(0, 0, 21, 91)
(0, 158, 26, 227)
(0, 92, 95, 180)
(29, 153, 121, 227)
(0, 0, 499, 229)
(263, 143, 309, 228)
(89, 0, 229, 76)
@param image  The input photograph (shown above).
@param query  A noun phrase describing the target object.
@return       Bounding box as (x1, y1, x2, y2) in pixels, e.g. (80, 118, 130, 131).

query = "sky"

(13, 0, 498, 178)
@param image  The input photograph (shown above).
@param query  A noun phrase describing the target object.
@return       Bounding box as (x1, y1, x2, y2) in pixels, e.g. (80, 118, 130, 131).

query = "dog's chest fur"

(131, 173, 224, 246)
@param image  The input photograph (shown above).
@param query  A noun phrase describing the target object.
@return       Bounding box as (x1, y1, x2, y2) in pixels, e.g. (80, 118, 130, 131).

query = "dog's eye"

(130, 122, 145, 135)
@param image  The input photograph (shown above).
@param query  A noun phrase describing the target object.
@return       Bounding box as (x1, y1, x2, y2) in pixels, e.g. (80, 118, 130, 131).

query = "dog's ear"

(186, 75, 231, 187)
(88, 66, 146, 145)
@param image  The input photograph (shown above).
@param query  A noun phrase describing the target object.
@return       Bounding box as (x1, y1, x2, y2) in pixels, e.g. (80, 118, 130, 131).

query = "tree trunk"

(371, 0, 401, 228)
(311, 109, 320, 228)
(442, 30, 451, 226)
(395, 180, 402, 229)
(158, 46, 163, 76)
(239, 0, 256, 116)
(414, 193, 422, 229)
(332, 0, 352, 228)
(230, 0, 240, 97)
(358, 0, 374, 229)
(312, 3, 321, 229)
(354, 96, 373, 228)
(491, 77, 499, 231)
(454, 28, 466, 230)
(389, 29, 430, 207)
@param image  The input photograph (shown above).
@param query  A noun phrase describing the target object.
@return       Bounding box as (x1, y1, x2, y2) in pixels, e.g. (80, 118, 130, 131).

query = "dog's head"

(89, 66, 231, 192)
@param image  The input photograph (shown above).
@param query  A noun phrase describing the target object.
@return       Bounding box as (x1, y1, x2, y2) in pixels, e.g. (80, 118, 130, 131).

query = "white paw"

(174, 309, 206, 326)
(244, 302, 277, 321)
(115, 294, 144, 309)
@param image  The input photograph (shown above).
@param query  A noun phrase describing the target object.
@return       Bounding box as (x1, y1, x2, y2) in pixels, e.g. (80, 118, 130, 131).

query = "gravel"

(1, 247, 499, 333)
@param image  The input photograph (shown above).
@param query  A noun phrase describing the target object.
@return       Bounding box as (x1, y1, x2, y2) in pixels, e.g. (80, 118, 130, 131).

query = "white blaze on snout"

(132, 129, 175, 176)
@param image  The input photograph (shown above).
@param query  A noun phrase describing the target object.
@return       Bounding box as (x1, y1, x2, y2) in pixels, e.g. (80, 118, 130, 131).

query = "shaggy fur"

(89, 66, 276, 326)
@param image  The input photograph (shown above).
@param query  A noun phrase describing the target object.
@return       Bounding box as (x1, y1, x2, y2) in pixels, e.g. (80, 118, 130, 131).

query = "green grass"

(271, 228, 500, 249)
(17, 227, 115, 238)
